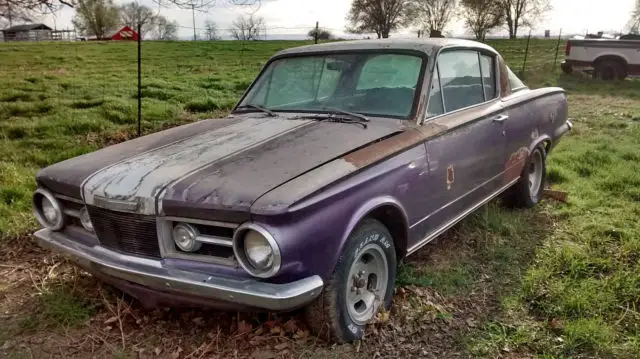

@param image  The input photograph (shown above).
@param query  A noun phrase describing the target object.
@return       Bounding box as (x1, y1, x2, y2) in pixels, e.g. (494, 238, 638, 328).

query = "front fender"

(338, 195, 410, 260)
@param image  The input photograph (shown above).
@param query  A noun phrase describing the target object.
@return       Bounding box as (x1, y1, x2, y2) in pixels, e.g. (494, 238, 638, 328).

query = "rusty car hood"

(38, 114, 404, 218)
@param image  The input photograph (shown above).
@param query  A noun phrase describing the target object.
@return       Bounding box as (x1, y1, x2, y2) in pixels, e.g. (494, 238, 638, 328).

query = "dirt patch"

(1, 209, 547, 358)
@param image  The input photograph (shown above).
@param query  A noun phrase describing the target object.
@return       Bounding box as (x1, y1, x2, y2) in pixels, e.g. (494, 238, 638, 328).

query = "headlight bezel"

(232, 223, 281, 278)
(32, 188, 66, 231)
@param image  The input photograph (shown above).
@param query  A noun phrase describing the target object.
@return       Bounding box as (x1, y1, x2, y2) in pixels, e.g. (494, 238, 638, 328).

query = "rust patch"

(344, 122, 449, 168)
(503, 147, 529, 184)
(446, 165, 455, 190)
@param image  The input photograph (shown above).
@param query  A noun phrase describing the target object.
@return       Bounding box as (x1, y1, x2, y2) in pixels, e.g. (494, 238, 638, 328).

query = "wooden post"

(314, 21, 319, 44)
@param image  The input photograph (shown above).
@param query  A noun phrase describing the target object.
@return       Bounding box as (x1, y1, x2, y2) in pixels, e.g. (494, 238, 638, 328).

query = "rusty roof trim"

(273, 38, 498, 58)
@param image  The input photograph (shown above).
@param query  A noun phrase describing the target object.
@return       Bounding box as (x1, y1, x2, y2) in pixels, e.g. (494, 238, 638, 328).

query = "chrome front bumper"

(34, 229, 324, 311)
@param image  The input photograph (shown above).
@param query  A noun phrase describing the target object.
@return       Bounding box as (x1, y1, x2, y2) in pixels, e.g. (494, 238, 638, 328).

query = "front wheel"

(304, 219, 397, 342)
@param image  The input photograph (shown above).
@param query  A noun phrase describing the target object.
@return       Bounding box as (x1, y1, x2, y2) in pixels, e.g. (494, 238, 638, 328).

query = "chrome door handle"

(493, 115, 509, 123)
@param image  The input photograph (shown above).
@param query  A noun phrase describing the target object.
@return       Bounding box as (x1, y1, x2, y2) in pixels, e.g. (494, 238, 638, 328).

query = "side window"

(437, 51, 485, 112)
(507, 66, 526, 91)
(426, 64, 444, 117)
(480, 54, 496, 100)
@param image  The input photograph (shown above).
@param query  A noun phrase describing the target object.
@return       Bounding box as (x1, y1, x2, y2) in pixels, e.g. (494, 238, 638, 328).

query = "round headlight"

(233, 224, 281, 278)
(173, 223, 201, 252)
(244, 231, 274, 270)
(33, 189, 65, 231)
(79, 207, 94, 232)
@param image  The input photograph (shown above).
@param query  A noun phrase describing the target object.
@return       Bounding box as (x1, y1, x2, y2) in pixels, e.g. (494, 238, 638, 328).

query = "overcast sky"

(41, 0, 637, 39)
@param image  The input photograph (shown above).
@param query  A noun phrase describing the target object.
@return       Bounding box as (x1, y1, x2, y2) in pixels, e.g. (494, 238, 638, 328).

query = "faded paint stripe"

(84, 117, 312, 214)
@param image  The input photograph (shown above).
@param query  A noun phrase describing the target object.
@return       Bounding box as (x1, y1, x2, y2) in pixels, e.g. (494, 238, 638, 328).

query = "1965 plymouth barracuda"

(33, 38, 572, 342)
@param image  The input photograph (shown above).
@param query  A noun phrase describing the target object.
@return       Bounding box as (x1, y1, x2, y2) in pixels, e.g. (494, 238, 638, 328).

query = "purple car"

(32, 38, 571, 342)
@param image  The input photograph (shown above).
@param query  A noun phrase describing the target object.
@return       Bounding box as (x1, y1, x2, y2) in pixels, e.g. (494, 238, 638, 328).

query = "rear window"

(507, 66, 526, 91)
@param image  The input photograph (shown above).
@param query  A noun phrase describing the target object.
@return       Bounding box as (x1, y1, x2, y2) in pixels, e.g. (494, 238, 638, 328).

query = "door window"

(479, 54, 497, 100)
(437, 50, 485, 112)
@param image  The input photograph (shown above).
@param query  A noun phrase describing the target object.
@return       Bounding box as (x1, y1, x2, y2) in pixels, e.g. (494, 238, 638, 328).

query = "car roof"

(273, 38, 498, 58)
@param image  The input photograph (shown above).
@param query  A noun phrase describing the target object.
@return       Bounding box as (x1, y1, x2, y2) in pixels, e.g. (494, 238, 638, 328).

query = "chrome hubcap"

(528, 150, 543, 197)
(345, 244, 389, 325)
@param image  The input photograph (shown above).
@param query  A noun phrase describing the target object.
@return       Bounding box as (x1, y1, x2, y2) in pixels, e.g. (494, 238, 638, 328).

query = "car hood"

(38, 114, 403, 218)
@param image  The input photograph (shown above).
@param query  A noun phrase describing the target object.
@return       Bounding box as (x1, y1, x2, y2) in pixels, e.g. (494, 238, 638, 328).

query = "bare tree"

(460, 0, 503, 40)
(346, 0, 413, 39)
(230, 14, 264, 40)
(412, 0, 456, 37)
(628, 0, 640, 34)
(499, 0, 551, 39)
(153, 15, 177, 40)
(204, 19, 218, 40)
(119, 2, 156, 36)
(1, 0, 74, 25)
(72, 0, 119, 39)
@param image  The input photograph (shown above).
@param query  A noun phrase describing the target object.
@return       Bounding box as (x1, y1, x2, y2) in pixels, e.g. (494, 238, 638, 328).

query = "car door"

(409, 49, 508, 247)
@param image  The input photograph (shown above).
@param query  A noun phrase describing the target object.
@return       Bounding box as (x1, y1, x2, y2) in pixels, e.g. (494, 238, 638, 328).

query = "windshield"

(238, 52, 425, 119)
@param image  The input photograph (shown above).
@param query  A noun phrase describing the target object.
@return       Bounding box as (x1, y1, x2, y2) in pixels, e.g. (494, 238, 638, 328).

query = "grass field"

(1, 39, 640, 358)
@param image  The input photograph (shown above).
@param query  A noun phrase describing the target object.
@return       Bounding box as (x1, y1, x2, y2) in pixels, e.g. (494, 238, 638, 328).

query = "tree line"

(2, 0, 640, 40)
(346, 0, 552, 40)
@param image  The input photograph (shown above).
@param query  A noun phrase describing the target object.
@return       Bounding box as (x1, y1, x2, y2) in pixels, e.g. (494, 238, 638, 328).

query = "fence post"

(314, 21, 319, 44)
(137, 23, 142, 137)
(553, 28, 563, 71)
(521, 30, 532, 77)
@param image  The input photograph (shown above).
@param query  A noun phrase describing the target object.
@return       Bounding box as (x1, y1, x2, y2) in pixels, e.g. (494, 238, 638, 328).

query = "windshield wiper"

(234, 104, 278, 117)
(293, 113, 369, 129)
(322, 107, 370, 123)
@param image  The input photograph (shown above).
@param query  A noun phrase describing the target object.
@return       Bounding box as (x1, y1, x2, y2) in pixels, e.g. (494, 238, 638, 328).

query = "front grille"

(87, 206, 161, 258)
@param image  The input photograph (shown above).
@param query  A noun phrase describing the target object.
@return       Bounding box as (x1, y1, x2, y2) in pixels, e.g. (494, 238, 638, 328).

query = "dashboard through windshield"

(238, 52, 425, 119)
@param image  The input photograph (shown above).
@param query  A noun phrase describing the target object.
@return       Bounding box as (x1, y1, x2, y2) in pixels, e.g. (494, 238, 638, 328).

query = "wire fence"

(0, 27, 567, 140)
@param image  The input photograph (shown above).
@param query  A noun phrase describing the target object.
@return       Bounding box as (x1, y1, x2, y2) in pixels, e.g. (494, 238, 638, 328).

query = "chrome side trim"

(410, 171, 507, 229)
(35, 229, 323, 311)
(407, 178, 519, 255)
(197, 234, 233, 247)
(162, 216, 238, 229)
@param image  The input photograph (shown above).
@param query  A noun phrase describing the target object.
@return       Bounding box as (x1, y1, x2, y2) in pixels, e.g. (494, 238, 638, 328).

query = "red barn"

(111, 26, 139, 41)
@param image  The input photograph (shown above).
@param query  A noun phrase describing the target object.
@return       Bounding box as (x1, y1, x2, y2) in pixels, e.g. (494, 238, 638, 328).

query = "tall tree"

(412, 0, 456, 37)
(72, 0, 119, 39)
(119, 2, 156, 36)
(308, 27, 332, 40)
(460, 0, 503, 40)
(499, 0, 551, 39)
(628, 0, 640, 34)
(204, 19, 218, 40)
(153, 15, 177, 40)
(1, 0, 74, 25)
(230, 14, 264, 40)
(346, 0, 413, 39)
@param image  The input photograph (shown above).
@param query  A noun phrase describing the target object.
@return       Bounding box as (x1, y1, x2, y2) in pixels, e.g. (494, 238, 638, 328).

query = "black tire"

(593, 60, 627, 81)
(561, 62, 573, 75)
(304, 219, 397, 342)
(504, 145, 547, 208)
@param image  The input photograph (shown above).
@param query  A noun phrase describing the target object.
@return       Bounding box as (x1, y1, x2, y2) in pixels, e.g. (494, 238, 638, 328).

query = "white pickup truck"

(561, 39, 640, 80)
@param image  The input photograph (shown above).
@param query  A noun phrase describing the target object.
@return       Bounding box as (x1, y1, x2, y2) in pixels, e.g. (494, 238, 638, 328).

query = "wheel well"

(594, 55, 627, 68)
(366, 205, 408, 260)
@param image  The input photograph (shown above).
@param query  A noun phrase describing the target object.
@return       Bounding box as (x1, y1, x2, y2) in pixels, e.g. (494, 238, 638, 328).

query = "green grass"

(2, 39, 640, 357)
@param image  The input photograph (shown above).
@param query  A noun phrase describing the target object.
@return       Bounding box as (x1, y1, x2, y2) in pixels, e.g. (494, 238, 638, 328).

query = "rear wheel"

(593, 60, 627, 81)
(304, 219, 396, 342)
(504, 145, 546, 208)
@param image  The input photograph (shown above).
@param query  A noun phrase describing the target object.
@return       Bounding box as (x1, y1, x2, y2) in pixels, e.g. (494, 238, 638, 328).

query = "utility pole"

(314, 21, 319, 44)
